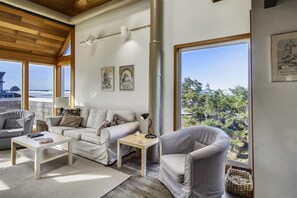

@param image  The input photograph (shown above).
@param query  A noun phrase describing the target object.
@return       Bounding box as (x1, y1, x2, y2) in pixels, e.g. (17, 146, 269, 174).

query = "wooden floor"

(104, 152, 240, 198)
(104, 152, 172, 198)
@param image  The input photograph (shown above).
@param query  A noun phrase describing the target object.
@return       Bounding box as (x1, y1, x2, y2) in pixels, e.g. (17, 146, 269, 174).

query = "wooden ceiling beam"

(264, 0, 277, 8)
(58, 32, 71, 57)
(0, 49, 56, 65)
(0, 4, 72, 30)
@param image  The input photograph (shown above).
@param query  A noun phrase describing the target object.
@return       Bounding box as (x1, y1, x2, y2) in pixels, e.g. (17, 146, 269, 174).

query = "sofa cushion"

(0, 128, 23, 138)
(64, 128, 96, 140)
(50, 126, 74, 135)
(81, 132, 101, 145)
(77, 106, 90, 127)
(161, 154, 186, 183)
(3, 118, 22, 129)
(86, 108, 107, 128)
(59, 114, 82, 128)
(106, 110, 135, 122)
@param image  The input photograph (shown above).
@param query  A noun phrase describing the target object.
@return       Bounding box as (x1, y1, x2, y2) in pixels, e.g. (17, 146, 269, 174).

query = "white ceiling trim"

(0, 0, 141, 25)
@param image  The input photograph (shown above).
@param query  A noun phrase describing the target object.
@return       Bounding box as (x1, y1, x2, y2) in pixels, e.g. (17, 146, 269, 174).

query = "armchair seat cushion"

(0, 128, 23, 138)
(64, 128, 96, 140)
(81, 132, 101, 145)
(161, 154, 186, 183)
(50, 126, 74, 135)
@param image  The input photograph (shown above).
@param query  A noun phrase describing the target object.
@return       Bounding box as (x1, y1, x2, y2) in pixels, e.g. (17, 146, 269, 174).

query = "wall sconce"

(86, 34, 96, 45)
(120, 26, 130, 38)
(80, 25, 149, 45)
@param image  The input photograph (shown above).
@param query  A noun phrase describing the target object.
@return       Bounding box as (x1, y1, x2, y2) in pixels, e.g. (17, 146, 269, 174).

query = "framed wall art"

(119, 65, 134, 91)
(101, 66, 114, 91)
(271, 31, 297, 82)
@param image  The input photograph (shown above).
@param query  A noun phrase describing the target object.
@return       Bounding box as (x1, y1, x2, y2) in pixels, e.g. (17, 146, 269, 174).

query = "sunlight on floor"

(0, 180, 9, 191)
(53, 174, 112, 183)
(0, 156, 29, 168)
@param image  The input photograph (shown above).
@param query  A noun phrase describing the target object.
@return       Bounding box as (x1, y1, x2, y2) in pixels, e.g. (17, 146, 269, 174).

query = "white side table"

(117, 133, 158, 176)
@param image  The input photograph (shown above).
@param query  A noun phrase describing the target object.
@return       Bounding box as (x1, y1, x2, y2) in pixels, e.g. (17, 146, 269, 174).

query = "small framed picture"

(119, 65, 134, 91)
(271, 31, 297, 82)
(101, 66, 114, 91)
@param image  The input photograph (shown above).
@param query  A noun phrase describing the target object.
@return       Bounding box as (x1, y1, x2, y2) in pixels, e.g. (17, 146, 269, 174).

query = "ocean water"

(7, 90, 70, 98)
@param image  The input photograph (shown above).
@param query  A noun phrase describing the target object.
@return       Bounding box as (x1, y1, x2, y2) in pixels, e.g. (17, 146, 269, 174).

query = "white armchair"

(159, 126, 230, 198)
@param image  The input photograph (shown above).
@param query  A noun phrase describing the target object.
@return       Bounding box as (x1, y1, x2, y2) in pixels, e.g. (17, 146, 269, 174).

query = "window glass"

(61, 66, 70, 97)
(64, 43, 71, 56)
(0, 60, 22, 112)
(180, 42, 249, 164)
(29, 64, 53, 125)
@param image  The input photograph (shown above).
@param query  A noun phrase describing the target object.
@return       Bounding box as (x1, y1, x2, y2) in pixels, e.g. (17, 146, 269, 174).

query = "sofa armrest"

(23, 117, 33, 135)
(46, 116, 62, 129)
(100, 121, 140, 144)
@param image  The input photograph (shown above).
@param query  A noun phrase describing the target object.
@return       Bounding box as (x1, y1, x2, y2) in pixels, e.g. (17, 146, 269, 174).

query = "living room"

(0, 0, 296, 198)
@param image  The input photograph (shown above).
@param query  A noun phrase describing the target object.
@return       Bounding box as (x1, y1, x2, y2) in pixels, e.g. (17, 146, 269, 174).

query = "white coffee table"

(11, 131, 73, 179)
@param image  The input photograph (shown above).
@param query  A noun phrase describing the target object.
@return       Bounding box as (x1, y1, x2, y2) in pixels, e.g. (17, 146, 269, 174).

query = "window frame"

(173, 34, 253, 168)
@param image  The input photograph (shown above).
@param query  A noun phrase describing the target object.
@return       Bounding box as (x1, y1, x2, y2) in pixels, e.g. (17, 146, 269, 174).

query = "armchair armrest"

(184, 139, 230, 186)
(45, 116, 62, 129)
(159, 130, 193, 155)
(23, 117, 33, 135)
(100, 121, 140, 144)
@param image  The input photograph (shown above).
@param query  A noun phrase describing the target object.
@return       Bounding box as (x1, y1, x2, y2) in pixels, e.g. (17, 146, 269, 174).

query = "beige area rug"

(0, 150, 130, 198)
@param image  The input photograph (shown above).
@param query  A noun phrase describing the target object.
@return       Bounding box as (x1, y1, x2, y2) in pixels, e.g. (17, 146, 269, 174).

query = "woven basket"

(225, 167, 253, 197)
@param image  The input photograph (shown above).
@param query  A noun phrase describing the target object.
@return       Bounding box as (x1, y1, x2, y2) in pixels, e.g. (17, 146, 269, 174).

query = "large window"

(0, 60, 22, 112)
(176, 37, 251, 166)
(29, 64, 53, 124)
(61, 65, 70, 97)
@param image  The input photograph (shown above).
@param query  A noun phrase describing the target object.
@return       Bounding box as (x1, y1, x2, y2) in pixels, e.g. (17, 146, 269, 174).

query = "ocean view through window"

(179, 41, 250, 165)
(61, 66, 70, 97)
(29, 64, 53, 125)
(0, 61, 22, 112)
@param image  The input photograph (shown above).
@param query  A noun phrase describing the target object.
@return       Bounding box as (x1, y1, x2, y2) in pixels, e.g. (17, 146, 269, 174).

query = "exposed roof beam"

(264, 0, 277, 8)
(0, 0, 140, 25)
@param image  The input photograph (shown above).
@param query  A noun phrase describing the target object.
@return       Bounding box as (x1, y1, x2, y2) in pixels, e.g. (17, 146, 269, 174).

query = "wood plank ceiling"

(27, 0, 112, 17)
(0, 4, 73, 64)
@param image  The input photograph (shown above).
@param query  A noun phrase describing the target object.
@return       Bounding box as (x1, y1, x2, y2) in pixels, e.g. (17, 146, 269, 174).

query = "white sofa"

(46, 106, 139, 165)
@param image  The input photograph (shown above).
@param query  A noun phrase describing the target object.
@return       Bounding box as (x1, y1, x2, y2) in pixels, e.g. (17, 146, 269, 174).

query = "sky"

(0, 61, 70, 91)
(181, 42, 249, 90)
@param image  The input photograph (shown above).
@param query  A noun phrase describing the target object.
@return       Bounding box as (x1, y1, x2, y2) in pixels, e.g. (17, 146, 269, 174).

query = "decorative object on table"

(36, 119, 48, 132)
(38, 137, 54, 144)
(27, 132, 44, 138)
(225, 167, 253, 197)
(140, 113, 157, 139)
(271, 31, 297, 82)
(119, 65, 134, 91)
(54, 97, 69, 116)
(101, 66, 114, 91)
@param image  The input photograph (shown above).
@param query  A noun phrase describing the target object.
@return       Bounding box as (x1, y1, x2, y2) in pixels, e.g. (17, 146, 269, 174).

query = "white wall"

(252, 0, 297, 197)
(162, 0, 251, 133)
(75, 0, 150, 131)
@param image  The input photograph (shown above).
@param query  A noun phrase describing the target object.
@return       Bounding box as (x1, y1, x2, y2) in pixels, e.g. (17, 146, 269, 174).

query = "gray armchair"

(0, 110, 35, 149)
(159, 126, 230, 198)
